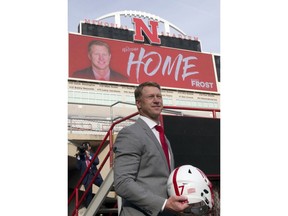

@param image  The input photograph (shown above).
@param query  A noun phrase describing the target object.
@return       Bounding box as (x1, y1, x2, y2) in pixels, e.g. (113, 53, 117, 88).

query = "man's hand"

(165, 195, 189, 213)
(85, 150, 90, 158)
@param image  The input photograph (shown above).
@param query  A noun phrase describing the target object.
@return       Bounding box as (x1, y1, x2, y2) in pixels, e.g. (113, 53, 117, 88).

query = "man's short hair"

(81, 142, 91, 148)
(88, 40, 111, 54)
(134, 81, 161, 100)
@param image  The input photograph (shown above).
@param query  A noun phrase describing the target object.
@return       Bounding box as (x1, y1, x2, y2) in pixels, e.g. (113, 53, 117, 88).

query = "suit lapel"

(136, 118, 171, 171)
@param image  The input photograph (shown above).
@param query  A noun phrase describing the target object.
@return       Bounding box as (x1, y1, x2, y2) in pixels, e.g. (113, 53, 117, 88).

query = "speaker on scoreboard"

(181, 38, 202, 52)
(214, 55, 220, 82)
(80, 23, 202, 52)
(111, 28, 130, 41)
(159, 36, 201, 52)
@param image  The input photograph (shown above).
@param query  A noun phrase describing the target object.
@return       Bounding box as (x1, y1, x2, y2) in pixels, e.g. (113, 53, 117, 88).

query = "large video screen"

(69, 33, 218, 93)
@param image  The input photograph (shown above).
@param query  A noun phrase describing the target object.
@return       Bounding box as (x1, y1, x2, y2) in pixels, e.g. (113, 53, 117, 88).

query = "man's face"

(136, 86, 163, 121)
(82, 143, 91, 151)
(89, 45, 111, 71)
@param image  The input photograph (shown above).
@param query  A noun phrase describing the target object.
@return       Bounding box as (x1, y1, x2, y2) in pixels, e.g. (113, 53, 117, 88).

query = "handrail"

(163, 106, 220, 118)
(68, 106, 220, 215)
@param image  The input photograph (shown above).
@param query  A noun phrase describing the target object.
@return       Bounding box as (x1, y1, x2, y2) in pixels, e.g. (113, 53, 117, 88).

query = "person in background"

(113, 81, 189, 216)
(76, 141, 103, 208)
(72, 40, 129, 82)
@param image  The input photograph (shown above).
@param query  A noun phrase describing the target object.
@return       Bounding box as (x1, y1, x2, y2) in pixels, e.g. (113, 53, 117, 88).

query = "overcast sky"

(68, 0, 220, 54)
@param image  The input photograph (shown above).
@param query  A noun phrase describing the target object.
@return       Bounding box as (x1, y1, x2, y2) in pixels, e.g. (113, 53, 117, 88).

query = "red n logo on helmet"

(132, 17, 161, 45)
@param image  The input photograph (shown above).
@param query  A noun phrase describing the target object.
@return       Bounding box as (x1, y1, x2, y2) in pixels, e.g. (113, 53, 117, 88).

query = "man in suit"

(76, 142, 103, 208)
(113, 81, 189, 216)
(72, 40, 129, 82)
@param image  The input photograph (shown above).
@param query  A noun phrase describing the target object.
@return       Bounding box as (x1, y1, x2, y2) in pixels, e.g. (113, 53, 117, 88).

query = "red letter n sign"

(132, 17, 161, 45)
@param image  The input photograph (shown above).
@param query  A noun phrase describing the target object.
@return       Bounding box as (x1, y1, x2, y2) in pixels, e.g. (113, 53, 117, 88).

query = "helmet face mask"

(184, 201, 210, 215)
(167, 165, 214, 215)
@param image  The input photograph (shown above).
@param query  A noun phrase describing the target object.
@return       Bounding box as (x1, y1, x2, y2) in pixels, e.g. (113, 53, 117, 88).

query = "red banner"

(69, 33, 218, 92)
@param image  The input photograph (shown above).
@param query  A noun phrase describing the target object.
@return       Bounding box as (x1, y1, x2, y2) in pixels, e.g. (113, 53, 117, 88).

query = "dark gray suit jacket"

(113, 118, 175, 216)
(72, 67, 129, 82)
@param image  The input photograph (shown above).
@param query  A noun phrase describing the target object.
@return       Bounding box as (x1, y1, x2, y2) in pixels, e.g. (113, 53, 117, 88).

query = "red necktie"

(155, 125, 170, 171)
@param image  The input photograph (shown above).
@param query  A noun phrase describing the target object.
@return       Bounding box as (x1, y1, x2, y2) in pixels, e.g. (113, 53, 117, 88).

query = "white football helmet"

(167, 165, 214, 215)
